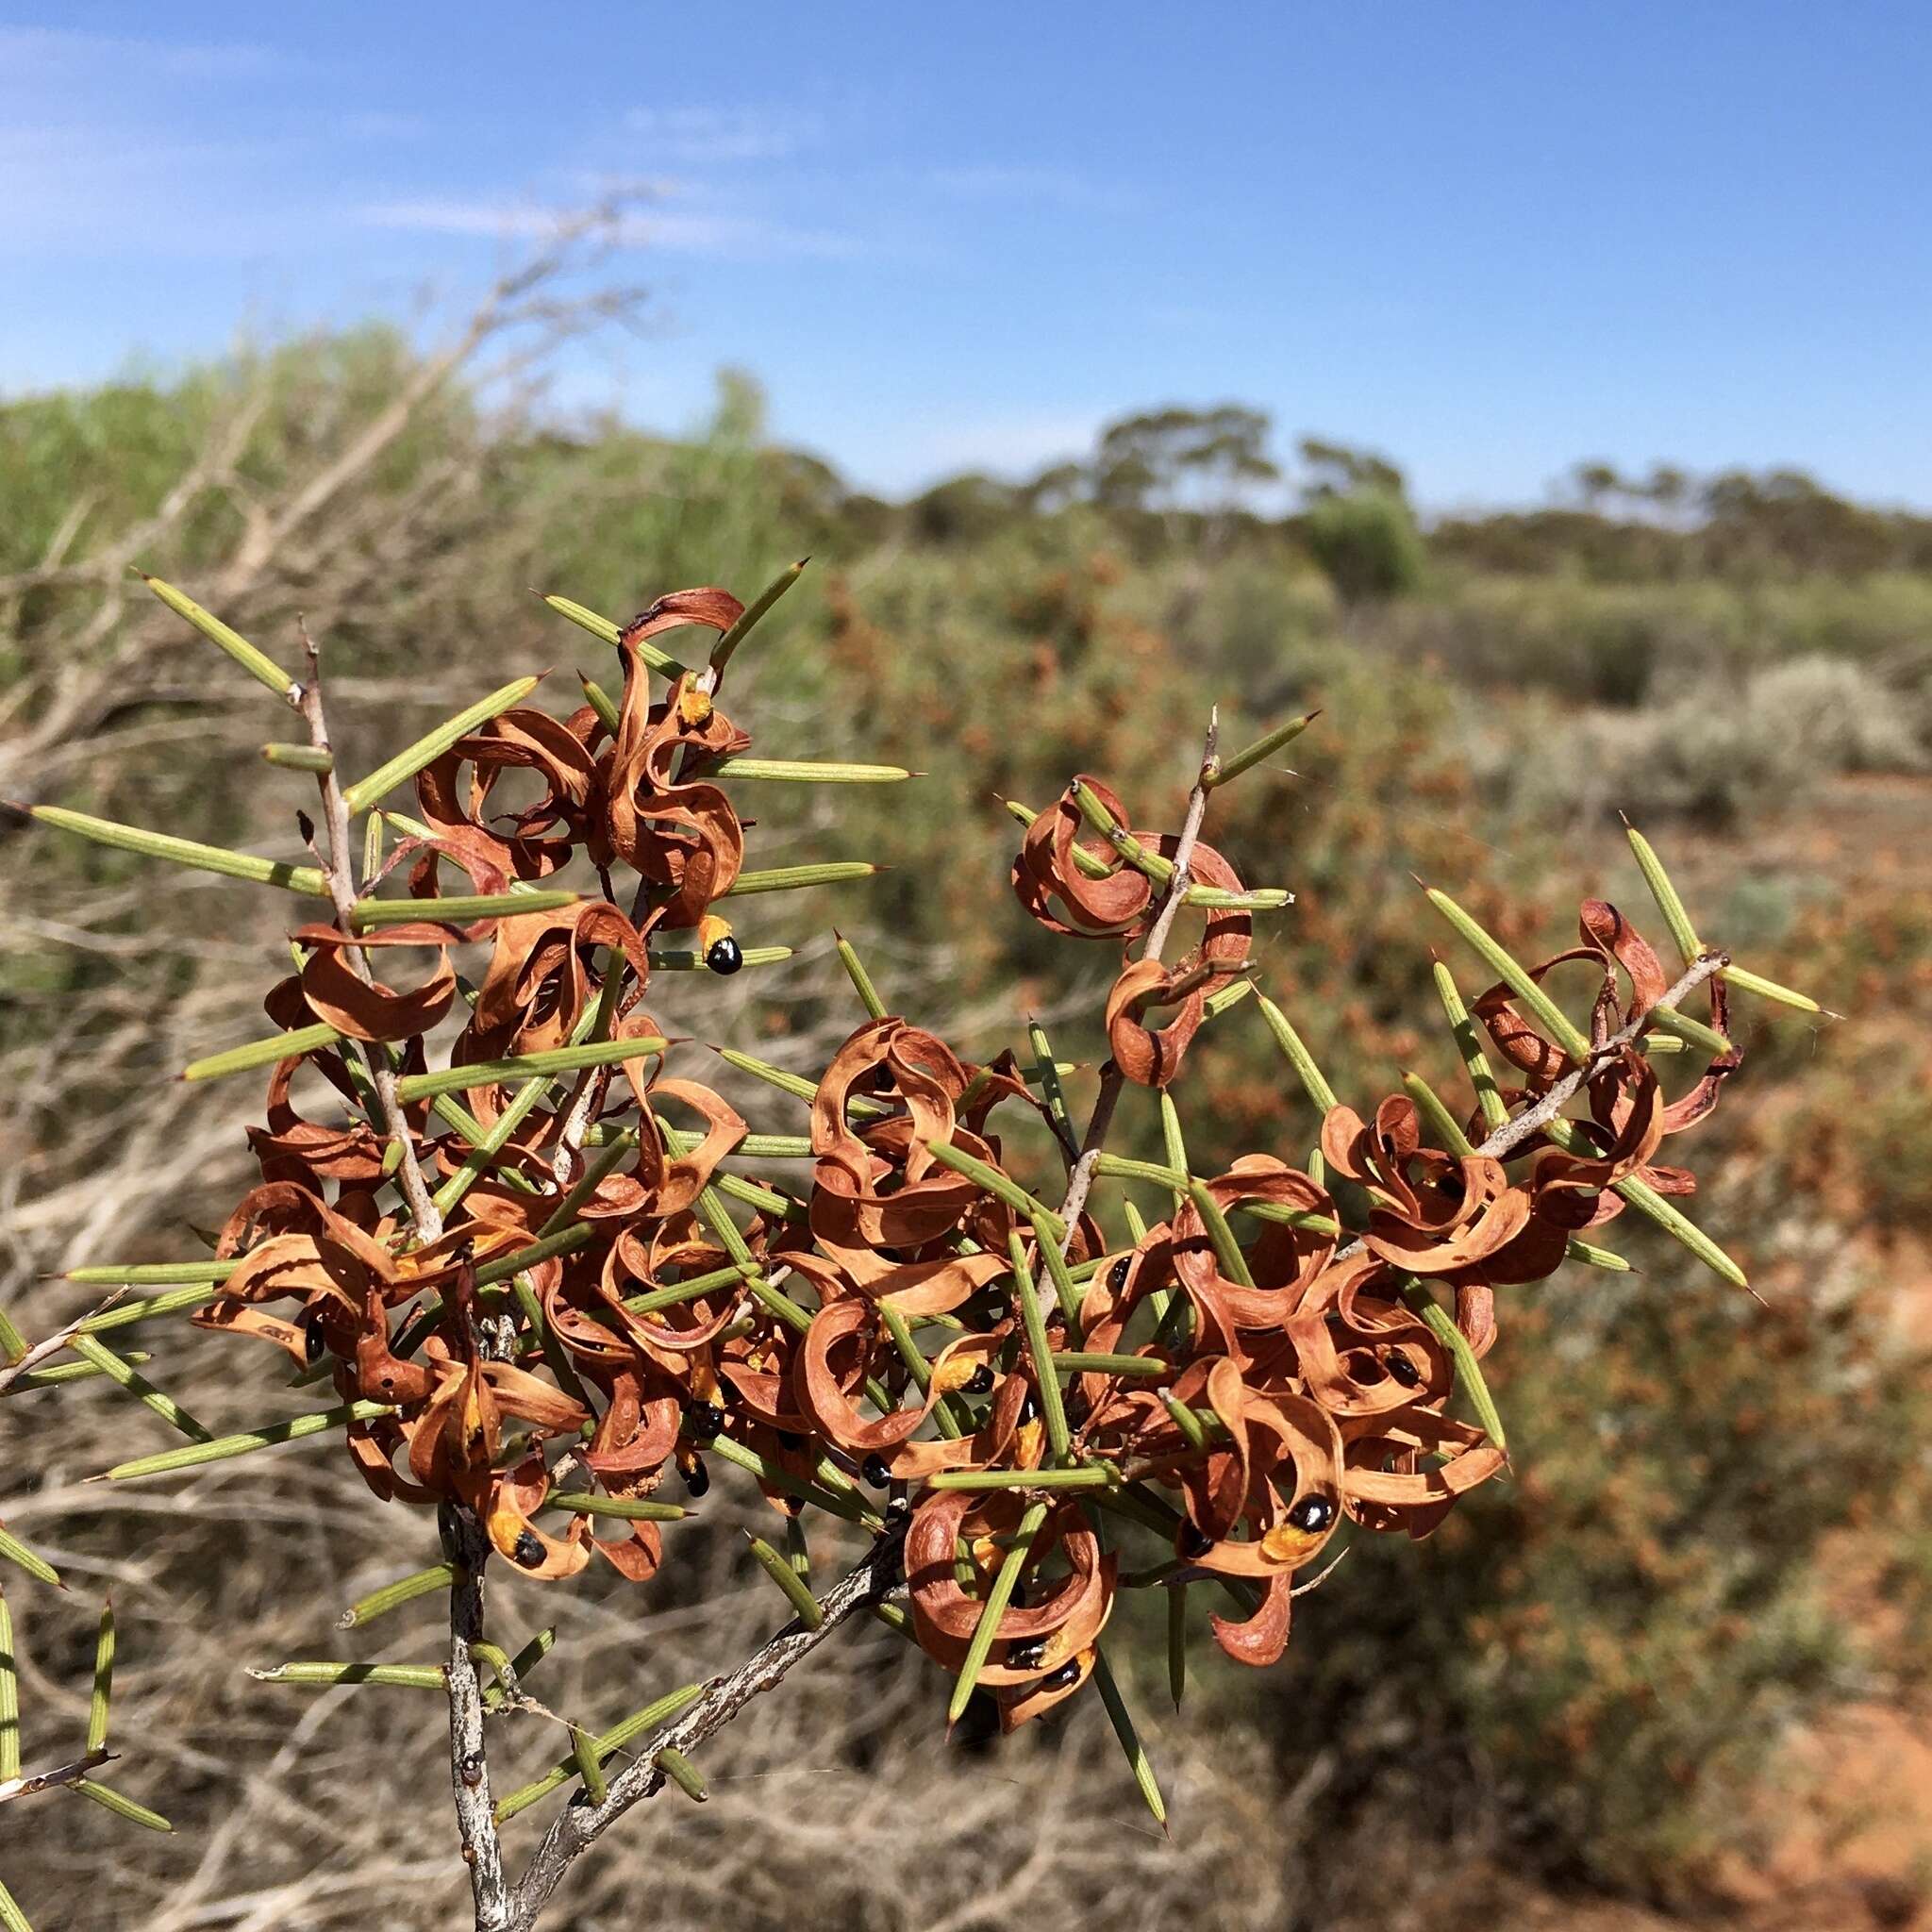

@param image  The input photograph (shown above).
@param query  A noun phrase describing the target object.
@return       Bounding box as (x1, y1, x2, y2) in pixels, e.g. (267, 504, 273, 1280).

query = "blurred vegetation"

(4, 336, 1929, 1922)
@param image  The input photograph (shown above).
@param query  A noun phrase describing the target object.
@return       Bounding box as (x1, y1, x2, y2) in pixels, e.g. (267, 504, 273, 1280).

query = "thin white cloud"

(0, 121, 306, 250)
(622, 107, 822, 165)
(358, 198, 862, 263)
(0, 25, 294, 79)
(927, 165, 1136, 214)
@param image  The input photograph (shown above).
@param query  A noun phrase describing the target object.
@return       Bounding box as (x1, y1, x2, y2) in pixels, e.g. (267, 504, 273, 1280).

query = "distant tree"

(906, 471, 1024, 545)
(767, 447, 852, 550)
(1020, 459, 1090, 517)
(1641, 462, 1690, 517)
(1701, 466, 1894, 575)
(1569, 459, 1627, 513)
(1091, 405, 1279, 514)
(1300, 437, 1407, 504)
(1302, 486, 1426, 602)
(837, 491, 896, 550)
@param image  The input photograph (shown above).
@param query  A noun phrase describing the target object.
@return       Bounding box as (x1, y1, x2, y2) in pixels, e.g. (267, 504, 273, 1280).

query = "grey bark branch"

(504, 1523, 908, 1930)
(443, 1507, 511, 1929)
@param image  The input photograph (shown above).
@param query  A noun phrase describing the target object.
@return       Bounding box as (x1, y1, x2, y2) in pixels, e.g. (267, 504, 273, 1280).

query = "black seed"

(1287, 1493, 1336, 1535)
(1041, 1659, 1083, 1693)
(964, 1364, 995, 1396)
(683, 1457, 710, 1498)
(511, 1530, 546, 1569)
(1019, 1393, 1040, 1426)
(1177, 1520, 1213, 1559)
(1108, 1257, 1131, 1292)
(684, 1402, 724, 1441)
(303, 1321, 325, 1365)
(705, 935, 744, 975)
(861, 1454, 892, 1489)
(1386, 1351, 1423, 1389)
(1008, 1638, 1047, 1671)
(295, 809, 315, 846)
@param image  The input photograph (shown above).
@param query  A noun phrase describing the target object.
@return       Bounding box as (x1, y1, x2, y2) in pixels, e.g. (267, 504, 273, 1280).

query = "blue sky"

(3, 4, 1927, 507)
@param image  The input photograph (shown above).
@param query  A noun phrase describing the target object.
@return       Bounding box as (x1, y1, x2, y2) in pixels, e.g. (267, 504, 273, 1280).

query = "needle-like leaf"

(349, 890, 577, 930)
(1091, 1647, 1168, 1827)
(927, 1467, 1113, 1492)
(709, 757, 911, 783)
(1012, 1228, 1071, 1460)
(392, 1036, 667, 1103)
(948, 1499, 1047, 1724)
(250, 1661, 445, 1690)
(261, 742, 334, 773)
(74, 1780, 173, 1832)
(339, 1563, 457, 1630)
(571, 1725, 609, 1805)
(1646, 1005, 1734, 1059)
(339, 675, 542, 815)
(139, 573, 295, 697)
(923, 1141, 1065, 1241)
(1433, 959, 1509, 1132)
(655, 1747, 708, 1802)
(0, 1590, 19, 1782)
(710, 557, 807, 675)
(1400, 1279, 1507, 1454)
(493, 1682, 705, 1823)
(1624, 820, 1702, 965)
(722, 861, 879, 897)
(745, 1534, 824, 1627)
(1255, 993, 1341, 1114)
(68, 1335, 211, 1442)
(835, 932, 889, 1019)
(0, 1526, 60, 1591)
(182, 1022, 345, 1082)
(1425, 886, 1592, 1061)
(102, 1401, 397, 1482)
(1204, 709, 1318, 790)
(21, 806, 327, 896)
(87, 1602, 114, 1753)
(646, 943, 792, 972)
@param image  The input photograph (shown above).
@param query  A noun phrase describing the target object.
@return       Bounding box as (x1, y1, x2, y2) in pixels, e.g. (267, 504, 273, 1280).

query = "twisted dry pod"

(147, 598, 1792, 1782)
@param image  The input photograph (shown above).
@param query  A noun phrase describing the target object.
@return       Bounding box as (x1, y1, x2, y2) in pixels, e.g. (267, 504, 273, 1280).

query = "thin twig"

(1331, 948, 1730, 1265)
(1478, 951, 1728, 1163)
(0, 1747, 115, 1806)
(1049, 711, 1222, 1296)
(442, 1506, 510, 1930)
(292, 629, 443, 1242)
(0, 1292, 125, 1397)
(505, 1524, 908, 1929)
(1145, 952, 1251, 1007)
